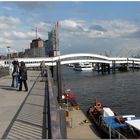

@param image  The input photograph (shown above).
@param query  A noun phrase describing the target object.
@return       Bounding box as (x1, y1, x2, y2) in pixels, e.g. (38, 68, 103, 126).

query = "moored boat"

(73, 62, 93, 71)
(87, 99, 140, 139)
(62, 88, 79, 109)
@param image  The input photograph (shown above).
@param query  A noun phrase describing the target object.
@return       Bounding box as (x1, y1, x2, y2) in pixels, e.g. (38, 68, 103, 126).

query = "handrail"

(46, 66, 64, 139)
(104, 123, 127, 139)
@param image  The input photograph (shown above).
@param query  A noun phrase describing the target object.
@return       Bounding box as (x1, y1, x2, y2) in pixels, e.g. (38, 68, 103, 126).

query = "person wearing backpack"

(19, 61, 28, 91)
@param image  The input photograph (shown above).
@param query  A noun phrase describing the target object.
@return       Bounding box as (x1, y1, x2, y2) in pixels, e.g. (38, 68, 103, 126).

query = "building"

(25, 23, 60, 58)
(30, 38, 44, 48)
(25, 47, 46, 57)
(45, 28, 60, 57)
(25, 37, 46, 57)
(18, 52, 25, 58)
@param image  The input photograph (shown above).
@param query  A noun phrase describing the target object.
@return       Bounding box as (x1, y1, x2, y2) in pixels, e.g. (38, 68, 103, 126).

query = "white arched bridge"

(1, 53, 140, 68)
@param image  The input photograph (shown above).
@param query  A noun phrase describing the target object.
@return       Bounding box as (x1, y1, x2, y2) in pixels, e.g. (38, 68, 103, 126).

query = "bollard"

(70, 117, 73, 128)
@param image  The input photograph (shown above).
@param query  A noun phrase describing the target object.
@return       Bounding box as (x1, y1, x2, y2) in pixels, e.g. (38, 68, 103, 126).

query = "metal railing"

(0, 67, 9, 77)
(46, 66, 66, 139)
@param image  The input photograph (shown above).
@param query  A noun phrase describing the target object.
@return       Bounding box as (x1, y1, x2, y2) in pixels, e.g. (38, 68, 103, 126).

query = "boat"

(67, 64, 74, 67)
(87, 99, 140, 139)
(62, 87, 79, 109)
(118, 65, 129, 72)
(73, 62, 93, 71)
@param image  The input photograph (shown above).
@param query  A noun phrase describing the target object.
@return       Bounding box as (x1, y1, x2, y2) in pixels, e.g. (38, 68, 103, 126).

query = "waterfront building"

(18, 52, 25, 58)
(25, 47, 46, 57)
(11, 53, 18, 58)
(24, 37, 46, 57)
(45, 27, 60, 57)
(30, 38, 44, 48)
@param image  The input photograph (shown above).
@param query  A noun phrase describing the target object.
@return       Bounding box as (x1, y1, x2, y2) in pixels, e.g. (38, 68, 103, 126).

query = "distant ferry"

(73, 62, 94, 71)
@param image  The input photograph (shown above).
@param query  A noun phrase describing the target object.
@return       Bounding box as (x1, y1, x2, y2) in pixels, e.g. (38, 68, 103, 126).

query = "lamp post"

(7, 46, 11, 74)
(7, 46, 11, 62)
(66, 89, 70, 110)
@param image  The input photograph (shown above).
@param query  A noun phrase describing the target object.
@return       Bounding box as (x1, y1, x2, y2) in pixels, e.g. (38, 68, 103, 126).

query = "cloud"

(59, 19, 140, 56)
(0, 16, 35, 54)
(11, 31, 44, 41)
(92, 20, 138, 38)
(126, 30, 140, 38)
(0, 16, 20, 30)
(0, 37, 12, 44)
(60, 19, 84, 32)
(89, 25, 107, 32)
(3, 32, 11, 38)
(35, 22, 52, 32)
(59, 19, 139, 39)
(13, 32, 32, 39)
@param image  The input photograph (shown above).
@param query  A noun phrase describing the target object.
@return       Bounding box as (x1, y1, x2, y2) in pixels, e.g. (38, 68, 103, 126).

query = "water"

(61, 65, 140, 116)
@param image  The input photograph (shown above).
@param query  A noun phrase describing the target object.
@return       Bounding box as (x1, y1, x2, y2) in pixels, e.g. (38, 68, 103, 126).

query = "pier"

(66, 108, 99, 138)
(0, 67, 99, 139)
(0, 70, 45, 139)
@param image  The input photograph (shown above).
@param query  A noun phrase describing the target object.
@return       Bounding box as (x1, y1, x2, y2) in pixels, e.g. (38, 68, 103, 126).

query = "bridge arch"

(1, 53, 140, 67)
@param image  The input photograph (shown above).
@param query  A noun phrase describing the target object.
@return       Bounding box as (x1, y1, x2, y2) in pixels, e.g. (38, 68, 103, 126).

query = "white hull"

(73, 67, 93, 71)
(73, 62, 94, 71)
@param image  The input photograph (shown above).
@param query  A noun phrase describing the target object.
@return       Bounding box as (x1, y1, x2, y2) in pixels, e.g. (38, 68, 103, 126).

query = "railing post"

(101, 63, 104, 75)
(107, 64, 110, 74)
(132, 60, 134, 72)
(112, 60, 116, 74)
(50, 66, 54, 78)
(56, 59, 63, 103)
(97, 63, 100, 74)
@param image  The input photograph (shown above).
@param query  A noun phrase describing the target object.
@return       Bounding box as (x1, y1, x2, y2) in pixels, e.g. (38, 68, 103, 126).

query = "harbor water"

(61, 65, 140, 116)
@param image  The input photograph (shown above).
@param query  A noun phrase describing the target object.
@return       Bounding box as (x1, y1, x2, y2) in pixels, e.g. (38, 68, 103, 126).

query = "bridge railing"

(46, 66, 66, 139)
(0, 67, 9, 77)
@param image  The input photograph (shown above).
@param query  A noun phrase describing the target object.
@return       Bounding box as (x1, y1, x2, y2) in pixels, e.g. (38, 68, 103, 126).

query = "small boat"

(67, 64, 74, 67)
(87, 99, 140, 139)
(73, 62, 93, 71)
(62, 88, 79, 108)
(118, 65, 129, 72)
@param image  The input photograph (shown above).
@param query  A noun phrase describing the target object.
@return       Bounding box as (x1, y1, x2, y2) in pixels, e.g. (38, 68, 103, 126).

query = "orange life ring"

(96, 102, 101, 108)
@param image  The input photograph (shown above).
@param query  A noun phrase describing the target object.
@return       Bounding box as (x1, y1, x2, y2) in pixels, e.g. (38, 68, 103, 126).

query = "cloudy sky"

(0, 1, 140, 57)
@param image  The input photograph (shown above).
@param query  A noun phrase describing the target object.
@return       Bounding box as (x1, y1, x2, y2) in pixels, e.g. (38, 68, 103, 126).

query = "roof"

(126, 119, 140, 131)
(103, 107, 114, 117)
(102, 116, 126, 129)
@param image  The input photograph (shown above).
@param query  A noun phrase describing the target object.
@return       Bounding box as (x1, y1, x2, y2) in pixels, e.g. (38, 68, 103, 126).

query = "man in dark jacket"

(11, 60, 19, 88)
(19, 61, 28, 91)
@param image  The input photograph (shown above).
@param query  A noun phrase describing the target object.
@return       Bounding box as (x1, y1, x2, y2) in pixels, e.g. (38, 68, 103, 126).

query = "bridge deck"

(0, 71, 47, 139)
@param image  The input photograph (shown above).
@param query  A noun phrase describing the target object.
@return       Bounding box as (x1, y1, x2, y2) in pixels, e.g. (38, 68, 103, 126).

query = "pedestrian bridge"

(1, 53, 140, 68)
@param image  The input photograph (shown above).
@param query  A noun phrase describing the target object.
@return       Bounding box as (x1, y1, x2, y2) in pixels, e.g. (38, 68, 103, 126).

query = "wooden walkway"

(0, 71, 47, 139)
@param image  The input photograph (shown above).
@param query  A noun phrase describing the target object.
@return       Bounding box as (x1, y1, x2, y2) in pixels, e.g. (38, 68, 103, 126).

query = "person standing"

(11, 59, 19, 88)
(40, 60, 47, 81)
(19, 61, 28, 91)
(40, 61, 46, 76)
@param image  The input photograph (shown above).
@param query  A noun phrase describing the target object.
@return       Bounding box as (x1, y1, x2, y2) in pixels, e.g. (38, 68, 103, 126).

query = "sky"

(0, 1, 140, 57)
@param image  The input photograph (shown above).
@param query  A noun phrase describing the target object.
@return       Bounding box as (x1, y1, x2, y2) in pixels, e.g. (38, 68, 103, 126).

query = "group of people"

(11, 59, 28, 91)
